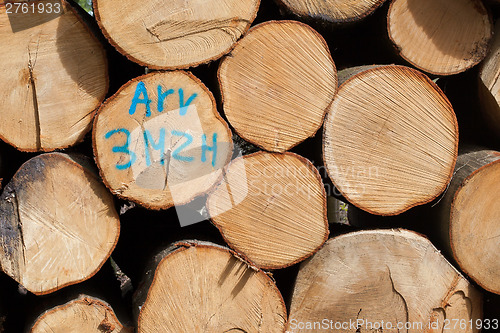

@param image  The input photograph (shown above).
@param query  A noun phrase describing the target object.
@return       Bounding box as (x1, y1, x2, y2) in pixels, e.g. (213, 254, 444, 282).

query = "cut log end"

(207, 151, 329, 269)
(93, 71, 232, 210)
(323, 65, 458, 216)
(136, 241, 286, 332)
(478, 20, 500, 136)
(388, 0, 492, 75)
(219, 20, 337, 153)
(0, 153, 120, 295)
(0, 0, 108, 152)
(278, 0, 386, 23)
(448, 150, 500, 294)
(31, 295, 131, 333)
(287, 229, 483, 333)
(93, 0, 260, 69)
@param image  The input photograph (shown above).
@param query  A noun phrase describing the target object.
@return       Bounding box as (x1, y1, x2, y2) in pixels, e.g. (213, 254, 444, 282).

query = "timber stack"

(0, 0, 498, 331)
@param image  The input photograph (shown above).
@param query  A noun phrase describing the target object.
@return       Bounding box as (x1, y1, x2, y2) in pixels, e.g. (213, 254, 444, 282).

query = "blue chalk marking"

(171, 130, 194, 162)
(129, 81, 152, 117)
(178, 88, 198, 116)
(157, 85, 174, 113)
(201, 133, 218, 167)
(105, 129, 137, 170)
(143, 128, 166, 167)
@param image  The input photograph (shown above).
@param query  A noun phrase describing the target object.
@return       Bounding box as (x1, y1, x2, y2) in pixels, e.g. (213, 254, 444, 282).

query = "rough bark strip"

(478, 20, 500, 140)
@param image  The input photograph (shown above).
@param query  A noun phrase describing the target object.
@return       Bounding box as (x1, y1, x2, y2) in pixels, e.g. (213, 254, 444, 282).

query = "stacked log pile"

(0, 0, 499, 331)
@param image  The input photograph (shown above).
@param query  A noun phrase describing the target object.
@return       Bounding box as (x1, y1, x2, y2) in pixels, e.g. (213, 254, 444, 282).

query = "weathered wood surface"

(0, 153, 120, 295)
(287, 229, 483, 333)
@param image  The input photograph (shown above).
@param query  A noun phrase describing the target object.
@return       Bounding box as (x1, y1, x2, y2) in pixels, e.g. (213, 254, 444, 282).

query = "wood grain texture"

(219, 20, 337, 153)
(323, 65, 458, 215)
(93, 0, 260, 69)
(287, 229, 483, 333)
(277, 0, 386, 23)
(207, 151, 328, 269)
(388, 0, 492, 75)
(0, 153, 120, 295)
(31, 295, 132, 333)
(135, 241, 287, 333)
(434, 149, 500, 295)
(0, 0, 108, 151)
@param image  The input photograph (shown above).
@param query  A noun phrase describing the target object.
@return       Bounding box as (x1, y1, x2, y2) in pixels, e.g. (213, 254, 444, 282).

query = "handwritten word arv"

(105, 79, 219, 171)
(128, 81, 198, 117)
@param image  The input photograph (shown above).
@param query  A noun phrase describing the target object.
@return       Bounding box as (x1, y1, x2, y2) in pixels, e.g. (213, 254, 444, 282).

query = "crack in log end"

(27, 38, 42, 150)
(273, 128, 281, 152)
(344, 269, 409, 333)
(355, 309, 362, 333)
(28, 61, 41, 150)
(146, 18, 250, 44)
(258, 299, 264, 332)
(428, 291, 473, 332)
(70, 110, 95, 130)
(445, 291, 473, 318)
(441, 275, 461, 308)
(429, 307, 445, 333)
(144, 27, 162, 43)
(162, 149, 172, 191)
(387, 267, 409, 324)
